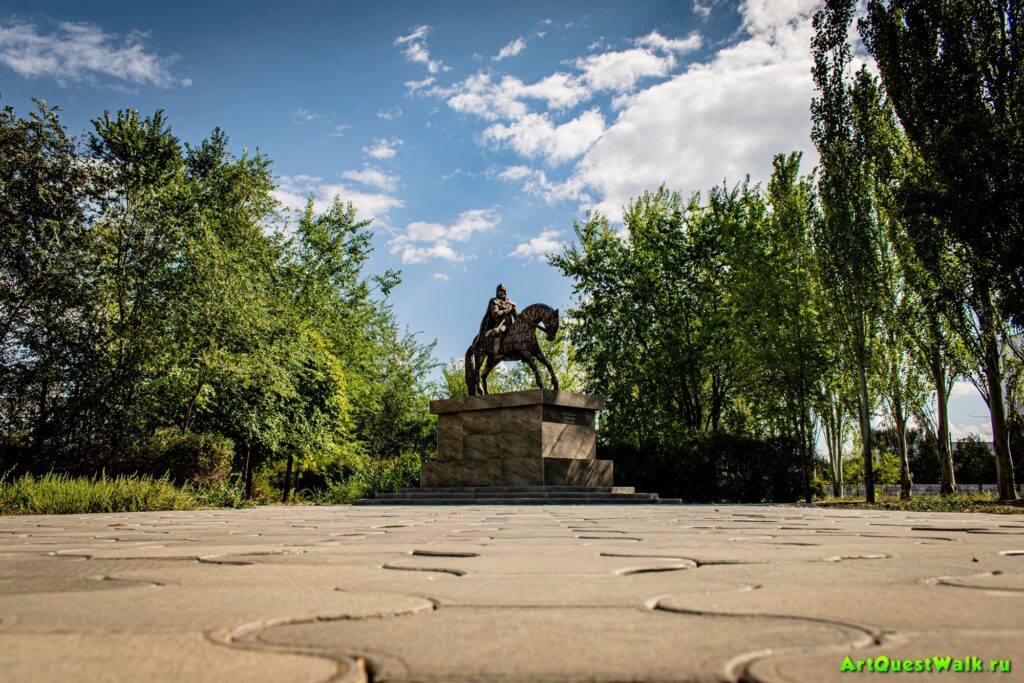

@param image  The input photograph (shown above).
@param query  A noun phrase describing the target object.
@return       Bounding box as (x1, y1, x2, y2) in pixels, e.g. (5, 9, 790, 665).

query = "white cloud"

(950, 421, 994, 442)
(950, 381, 981, 400)
(498, 165, 533, 182)
(574, 47, 675, 91)
(377, 107, 402, 120)
(509, 230, 565, 260)
(0, 19, 188, 88)
(291, 107, 323, 124)
(495, 37, 526, 61)
(692, 0, 726, 19)
(635, 30, 703, 54)
(447, 72, 529, 121)
(405, 76, 435, 94)
(567, 0, 821, 220)
(388, 208, 501, 264)
(496, 166, 590, 204)
(342, 167, 399, 193)
(433, 272, 450, 281)
(517, 72, 590, 110)
(446, 71, 590, 121)
(273, 175, 403, 225)
(483, 109, 605, 166)
(394, 24, 444, 74)
(363, 137, 404, 160)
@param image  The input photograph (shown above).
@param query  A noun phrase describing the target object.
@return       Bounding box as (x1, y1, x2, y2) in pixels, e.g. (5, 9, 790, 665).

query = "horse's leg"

(481, 356, 498, 395)
(464, 347, 478, 396)
(535, 348, 559, 392)
(521, 351, 545, 390)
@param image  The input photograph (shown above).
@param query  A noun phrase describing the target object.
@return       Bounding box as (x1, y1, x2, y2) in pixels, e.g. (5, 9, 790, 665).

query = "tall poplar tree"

(863, 0, 1020, 500)
(811, 0, 884, 502)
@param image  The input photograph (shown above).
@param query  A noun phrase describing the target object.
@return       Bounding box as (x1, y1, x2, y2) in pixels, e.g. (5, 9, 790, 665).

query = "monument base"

(421, 457, 612, 488)
(421, 389, 612, 488)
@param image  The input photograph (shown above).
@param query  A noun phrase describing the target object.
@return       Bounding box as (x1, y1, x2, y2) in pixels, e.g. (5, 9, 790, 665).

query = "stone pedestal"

(421, 389, 612, 488)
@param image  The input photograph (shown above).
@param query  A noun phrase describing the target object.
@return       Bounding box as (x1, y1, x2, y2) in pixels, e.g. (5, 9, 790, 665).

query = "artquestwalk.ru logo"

(841, 656, 1012, 674)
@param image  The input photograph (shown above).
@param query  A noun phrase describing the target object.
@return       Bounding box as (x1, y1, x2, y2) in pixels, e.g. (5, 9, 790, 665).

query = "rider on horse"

(476, 283, 517, 356)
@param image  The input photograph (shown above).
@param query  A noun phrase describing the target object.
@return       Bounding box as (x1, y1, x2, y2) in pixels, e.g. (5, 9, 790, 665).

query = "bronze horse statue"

(465, 303, 559, 395)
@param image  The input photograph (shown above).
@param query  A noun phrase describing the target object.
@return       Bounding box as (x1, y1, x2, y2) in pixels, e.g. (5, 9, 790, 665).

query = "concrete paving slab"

(0, 505, 1021, 682)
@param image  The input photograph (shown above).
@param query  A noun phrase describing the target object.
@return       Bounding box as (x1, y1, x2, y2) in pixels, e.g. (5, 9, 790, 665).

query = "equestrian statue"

(465, 283, 559, 396)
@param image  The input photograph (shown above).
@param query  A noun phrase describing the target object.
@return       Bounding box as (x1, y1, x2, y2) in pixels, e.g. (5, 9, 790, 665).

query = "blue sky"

(0, 0, 995, 442)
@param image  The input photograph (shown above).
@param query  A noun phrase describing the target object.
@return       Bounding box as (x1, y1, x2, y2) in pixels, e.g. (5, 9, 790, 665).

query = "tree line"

(1, 104, 434, 500)
(551, 0, 1022, 502)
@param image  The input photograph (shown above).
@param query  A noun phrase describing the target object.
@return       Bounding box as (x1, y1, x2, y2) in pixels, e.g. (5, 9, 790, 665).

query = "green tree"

(731, 153, 824, 501)
(862, 0, 1020, 500)
(0, 100, 99, 465)
(811, 0, 887, 502)
(551, 185, 749, 444)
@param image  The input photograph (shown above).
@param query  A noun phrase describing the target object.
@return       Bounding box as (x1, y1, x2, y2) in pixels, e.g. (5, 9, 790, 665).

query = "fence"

(827, 483, 1024, 498)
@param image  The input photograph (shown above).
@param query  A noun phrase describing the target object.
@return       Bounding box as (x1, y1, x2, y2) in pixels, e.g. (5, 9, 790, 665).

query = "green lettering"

(999, 660, 1011, 673)
(857, 659, 865, 672)
(953, 659, 964, 672)
(971, 657, 983, 672)
(890, 659, 902, 672)
(933, 656, 951, 672)
(874, 656, 890, 673)
(841, 657, 857, 673)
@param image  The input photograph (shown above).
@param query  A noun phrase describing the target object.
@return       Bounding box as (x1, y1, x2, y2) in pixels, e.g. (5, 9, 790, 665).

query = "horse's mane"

(510, 303, 557, 333)
(518, 303, 554, 319)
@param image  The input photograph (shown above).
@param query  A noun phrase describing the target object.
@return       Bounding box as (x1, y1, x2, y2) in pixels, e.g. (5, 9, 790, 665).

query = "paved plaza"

(1, 504, 1022, 682)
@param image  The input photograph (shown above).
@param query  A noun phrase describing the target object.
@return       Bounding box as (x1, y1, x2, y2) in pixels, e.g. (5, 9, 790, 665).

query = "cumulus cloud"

(495, 37, 526, 61)
(0, 19, 189, 88)
(574, 47, 675, 91)
(509, 230, 565, 260)
(950, 421, 994, 443)
(273, 175, 403, 225)
(433, 272, 450, 281)
(635, 30, 703, 54)
(363, 137, 404, 160)
(564, 0, 822, 219)
(395, 24, 444, 74)
(483, 109, 605, 166)
(389, 208, 501, 264)
(950, 382, 982, 400)
(342, 167, 399, 193)
(497, 166, 590, 204)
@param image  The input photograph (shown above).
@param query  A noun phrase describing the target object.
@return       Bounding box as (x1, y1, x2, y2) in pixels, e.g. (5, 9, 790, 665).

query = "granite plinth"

(422, 389, 611, 488)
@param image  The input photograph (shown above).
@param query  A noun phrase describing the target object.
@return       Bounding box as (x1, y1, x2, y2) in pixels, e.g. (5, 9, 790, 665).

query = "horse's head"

(545, 308, 559, 342)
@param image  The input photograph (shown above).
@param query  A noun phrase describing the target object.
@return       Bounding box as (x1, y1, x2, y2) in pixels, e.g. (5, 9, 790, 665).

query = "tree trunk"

(981, 324, 1017, 501)
(857, 347, 875, 503)
(930, 345, 957, 495)
(895, 401, 911, 500)
(282, 453, 293, 504)
(799, 396, 811, 504)
(243, 445, 253, 500)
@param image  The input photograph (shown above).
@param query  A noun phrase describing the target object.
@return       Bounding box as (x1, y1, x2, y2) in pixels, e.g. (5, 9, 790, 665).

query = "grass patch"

(313, 452, 422, 505)
(0, 472, 253, 515)
(814, 492, 1024, 514)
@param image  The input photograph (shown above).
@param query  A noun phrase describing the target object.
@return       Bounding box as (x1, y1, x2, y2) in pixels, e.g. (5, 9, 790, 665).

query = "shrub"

(607, 432, 802, 503)
(124, 429, 234, 486)
(316, 452, 422, 504)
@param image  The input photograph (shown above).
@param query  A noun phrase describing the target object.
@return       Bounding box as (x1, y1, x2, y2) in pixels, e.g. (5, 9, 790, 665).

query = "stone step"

(398, 486, 636, 494)
(352, 496, 682, 505)
(373, 491, 658, 501)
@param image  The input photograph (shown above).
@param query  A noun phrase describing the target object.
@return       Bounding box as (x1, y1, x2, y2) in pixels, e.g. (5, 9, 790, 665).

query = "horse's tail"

(464, 345, 478, 396)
